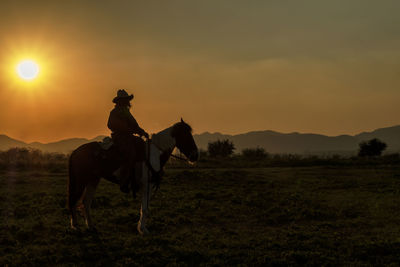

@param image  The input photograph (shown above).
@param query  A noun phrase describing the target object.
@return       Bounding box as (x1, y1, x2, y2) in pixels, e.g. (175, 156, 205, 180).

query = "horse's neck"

(151, 126, 176, 153)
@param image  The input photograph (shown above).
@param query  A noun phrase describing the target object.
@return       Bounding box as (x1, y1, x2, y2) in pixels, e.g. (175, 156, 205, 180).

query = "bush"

(207, 139, 235, 158)
(0, 147, 68, 171)
(241, 147, 268, 160)
(358, 138, 387, 157)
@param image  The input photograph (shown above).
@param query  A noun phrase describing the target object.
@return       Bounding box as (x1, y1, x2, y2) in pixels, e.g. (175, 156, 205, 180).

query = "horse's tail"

(67, 153, 76, 211)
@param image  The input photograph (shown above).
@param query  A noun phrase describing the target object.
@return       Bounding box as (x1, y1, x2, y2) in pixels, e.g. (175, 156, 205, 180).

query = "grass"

(1, 165, 400, 265)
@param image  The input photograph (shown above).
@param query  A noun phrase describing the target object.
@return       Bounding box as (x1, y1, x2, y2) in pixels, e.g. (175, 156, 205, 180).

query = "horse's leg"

(70, 207, 79, 230)
(138, 162, 151, 235)
(82, 177, 100, 230)
(69, 178, 86, 230)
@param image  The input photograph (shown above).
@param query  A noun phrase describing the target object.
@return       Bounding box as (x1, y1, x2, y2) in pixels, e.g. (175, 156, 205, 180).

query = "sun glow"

(2, 38, 60, 97)
(16, 60, 39, 80)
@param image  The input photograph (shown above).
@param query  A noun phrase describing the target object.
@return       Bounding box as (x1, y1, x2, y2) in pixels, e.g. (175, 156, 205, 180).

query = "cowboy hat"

(113, 89, 134, 103)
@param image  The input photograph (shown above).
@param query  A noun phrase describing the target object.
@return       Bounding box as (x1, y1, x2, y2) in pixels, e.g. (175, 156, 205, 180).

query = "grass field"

(1, 165, 400, 266)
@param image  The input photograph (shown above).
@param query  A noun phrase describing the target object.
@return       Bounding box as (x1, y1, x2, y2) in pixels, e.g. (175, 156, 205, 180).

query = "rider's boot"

(119, 151, 137, 193)
(119, 166, 131, 193)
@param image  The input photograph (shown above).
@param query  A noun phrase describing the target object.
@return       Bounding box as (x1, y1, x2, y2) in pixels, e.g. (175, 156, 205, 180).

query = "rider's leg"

(131, 162, 143, 198)
(119, 149, 136, 193)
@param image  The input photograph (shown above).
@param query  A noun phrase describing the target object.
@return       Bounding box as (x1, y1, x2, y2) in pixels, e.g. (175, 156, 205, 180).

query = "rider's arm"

(126, 111, 147, 137)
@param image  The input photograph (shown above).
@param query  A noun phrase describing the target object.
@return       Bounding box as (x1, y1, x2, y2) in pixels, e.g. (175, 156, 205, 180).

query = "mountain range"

(1, 125, 400, 155)
(0, 135, 105, 154)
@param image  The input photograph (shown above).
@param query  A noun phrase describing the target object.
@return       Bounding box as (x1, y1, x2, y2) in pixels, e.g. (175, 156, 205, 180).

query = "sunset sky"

(0, 0, 399, 143)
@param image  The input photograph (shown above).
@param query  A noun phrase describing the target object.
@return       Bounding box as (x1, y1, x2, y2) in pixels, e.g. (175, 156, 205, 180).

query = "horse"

(67, 119, 198, 234)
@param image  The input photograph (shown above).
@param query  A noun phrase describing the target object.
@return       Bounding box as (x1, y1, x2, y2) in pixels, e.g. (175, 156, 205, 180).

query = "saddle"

(97, 136, 163, 193)
(94, 137, 118, 162)
(99, 136, 113, 150)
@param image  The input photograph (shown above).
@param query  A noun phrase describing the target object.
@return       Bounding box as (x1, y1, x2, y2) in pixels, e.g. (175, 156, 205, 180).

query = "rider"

(107, 89, 149, 193)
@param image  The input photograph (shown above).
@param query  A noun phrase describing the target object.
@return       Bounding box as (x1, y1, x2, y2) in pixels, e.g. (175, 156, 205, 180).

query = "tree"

(358, 138, 387, 157)
(207, 139, 235, 158)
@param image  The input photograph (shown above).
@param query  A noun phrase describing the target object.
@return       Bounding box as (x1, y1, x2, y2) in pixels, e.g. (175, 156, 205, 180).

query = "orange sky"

(1, 1, 400, 142)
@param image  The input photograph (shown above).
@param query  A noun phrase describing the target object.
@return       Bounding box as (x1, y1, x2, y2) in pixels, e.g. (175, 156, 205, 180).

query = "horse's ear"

(181, 118, 184, 123)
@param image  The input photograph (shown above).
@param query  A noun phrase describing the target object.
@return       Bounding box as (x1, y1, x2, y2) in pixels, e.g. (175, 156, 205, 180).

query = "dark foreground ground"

(1, 165, 400, 266)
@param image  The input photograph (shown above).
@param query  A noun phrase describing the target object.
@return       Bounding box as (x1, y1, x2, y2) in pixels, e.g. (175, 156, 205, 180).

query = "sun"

(16, 60, 40, 81)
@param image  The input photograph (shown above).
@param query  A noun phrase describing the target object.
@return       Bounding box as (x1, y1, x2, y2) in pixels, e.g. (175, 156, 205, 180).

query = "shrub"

(241, 147, 268, 160)
(358, 138, 387, 157)
(207, 139, 235, 158)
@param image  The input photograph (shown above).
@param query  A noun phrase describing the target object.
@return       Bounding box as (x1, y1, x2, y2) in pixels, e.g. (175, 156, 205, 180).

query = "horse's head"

(171, 118, 199, 162)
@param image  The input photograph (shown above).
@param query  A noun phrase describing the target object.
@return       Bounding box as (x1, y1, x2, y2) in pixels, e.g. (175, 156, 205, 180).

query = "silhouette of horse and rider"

(67, 89, 199, 234)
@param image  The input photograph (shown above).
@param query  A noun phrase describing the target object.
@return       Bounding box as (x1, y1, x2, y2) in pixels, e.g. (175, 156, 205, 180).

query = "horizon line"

(1, 124, 399, 144)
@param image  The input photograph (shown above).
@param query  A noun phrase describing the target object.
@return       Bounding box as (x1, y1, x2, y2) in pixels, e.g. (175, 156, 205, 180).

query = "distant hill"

(194, 131, 358, 155)
(29, 136, 106, 154)
(193, 126, 400, 155)
(354, 125, 400, 150)
(0, 135, 28, 151)
(0, 135, 106, 154)
(0, 125, 399, 155)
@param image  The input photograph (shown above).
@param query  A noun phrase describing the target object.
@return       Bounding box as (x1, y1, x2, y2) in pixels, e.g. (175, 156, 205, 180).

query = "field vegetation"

(1, 146, 400, 265)
(1, 145, 399, 171)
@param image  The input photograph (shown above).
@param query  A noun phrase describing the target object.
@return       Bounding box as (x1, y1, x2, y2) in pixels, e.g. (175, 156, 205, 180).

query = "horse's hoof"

(137, 224, 150, 235)
(68, 226, 83, 236)
(71, 225, 80, 231)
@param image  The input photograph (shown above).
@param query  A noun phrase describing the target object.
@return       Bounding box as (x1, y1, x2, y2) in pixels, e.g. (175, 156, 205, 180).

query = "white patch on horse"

(151, 127, 176, 152)
(138, 162, 151, 235)
(148, 143, 161, 172)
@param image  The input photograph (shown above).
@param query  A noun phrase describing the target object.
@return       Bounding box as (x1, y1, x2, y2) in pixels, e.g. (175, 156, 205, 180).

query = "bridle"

(149, 127, 193, 163)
